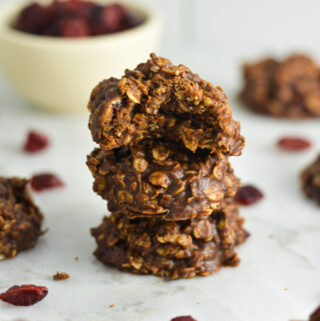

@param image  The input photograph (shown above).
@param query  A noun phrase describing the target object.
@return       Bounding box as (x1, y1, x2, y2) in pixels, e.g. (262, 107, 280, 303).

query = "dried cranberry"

(60, 18, 90, 37)
(310, 305, 320, 321)
(171, 317, 197, 321)
(89, 6, 106, 35)
(24, 130, 49, 153)
(14, 0, 143, 37)
(15, 3, 47, 34)
(30, 173, 64, 192)
(242, 229, 251, 240)
(102, 4, 127, 32)
(235, 185, 263, 206)
(65, 0, 96, 19)
(0, 285, 48, 306)
(277, 137, 311, 151)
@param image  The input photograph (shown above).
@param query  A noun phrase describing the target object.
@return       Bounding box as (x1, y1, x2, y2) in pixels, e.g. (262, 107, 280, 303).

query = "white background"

(126, 0, 320, 92)
(2, 0, 320, 86)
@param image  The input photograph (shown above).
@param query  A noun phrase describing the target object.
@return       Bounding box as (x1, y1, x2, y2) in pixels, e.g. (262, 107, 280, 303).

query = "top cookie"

(240, 54, 320, 118)
(88, 53, 244, 155)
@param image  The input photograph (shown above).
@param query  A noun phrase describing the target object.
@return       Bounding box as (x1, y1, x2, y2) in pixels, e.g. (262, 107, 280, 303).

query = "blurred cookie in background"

(240, 54, 320, 118)
(301, 154, 320, 206)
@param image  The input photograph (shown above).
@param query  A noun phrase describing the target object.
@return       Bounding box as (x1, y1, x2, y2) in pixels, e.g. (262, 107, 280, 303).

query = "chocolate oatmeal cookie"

(301, 155, 320, 205)
(240, 54, 320, 118)
(88, 53, 247, 279)
(91, 200, 246, 279)
(88, 53, 244, 155)
(0, 177, 43, 260)
(87, 141, 240, 221)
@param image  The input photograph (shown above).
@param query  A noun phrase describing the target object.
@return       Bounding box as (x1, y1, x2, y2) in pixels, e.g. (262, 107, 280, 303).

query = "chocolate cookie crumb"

(53, 272, 70, 281)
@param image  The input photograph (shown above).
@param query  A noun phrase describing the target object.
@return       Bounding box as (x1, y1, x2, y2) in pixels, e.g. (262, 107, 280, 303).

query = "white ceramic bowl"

(0, 1, 161, 113)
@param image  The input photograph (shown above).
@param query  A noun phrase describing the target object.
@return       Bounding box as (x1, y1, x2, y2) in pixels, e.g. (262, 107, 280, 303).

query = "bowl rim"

(0, 0, 161, 47)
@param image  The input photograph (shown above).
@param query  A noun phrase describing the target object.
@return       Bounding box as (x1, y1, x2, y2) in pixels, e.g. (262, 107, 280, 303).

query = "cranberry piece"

(277, 137, 311, 151)
(235, 185, 264, 206)
(14, 0, 142, 37)
(89, 6, 108, 35)
(15, 3, 47, 34)
(53, 271, 70, 281)
(60, 18, 90, 37)
(242, 229, 251, 240)
(65, 0, 96, 19)
(102, 4, 127, 32)
(30, 173, 64, 192)
(310, 305, 320, 321)
(0, 285, 48, 306)
(171, 317, 197, 321)
(24, 130, 49, 153)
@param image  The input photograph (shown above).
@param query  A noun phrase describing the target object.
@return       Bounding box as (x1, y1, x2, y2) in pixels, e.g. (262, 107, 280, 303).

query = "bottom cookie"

(301, 154, 320, 205)
(0, 177, 44, 260)
(91, 200, 247, 279)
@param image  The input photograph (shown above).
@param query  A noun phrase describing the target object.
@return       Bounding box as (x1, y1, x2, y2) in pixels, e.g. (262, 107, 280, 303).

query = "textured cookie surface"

(91, 200, 246, 279)
(0, 177, 43, 260)
(88, 53, 244, 155)
(87, 141, 240, 220)
(240, 54, 320, 118)
(301, 155, 320, 205)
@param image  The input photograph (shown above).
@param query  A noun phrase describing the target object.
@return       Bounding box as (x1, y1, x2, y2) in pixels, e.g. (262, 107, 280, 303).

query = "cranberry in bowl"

(0, 0, 161, 113)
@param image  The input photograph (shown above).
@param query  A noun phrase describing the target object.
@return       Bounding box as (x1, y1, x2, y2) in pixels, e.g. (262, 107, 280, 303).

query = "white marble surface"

(0, 61, 320, 321)
(0, 0, 320, 309)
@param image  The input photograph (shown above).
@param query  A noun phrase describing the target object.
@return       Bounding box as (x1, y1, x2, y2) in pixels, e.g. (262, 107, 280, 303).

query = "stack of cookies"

(87, 54, 247, 279)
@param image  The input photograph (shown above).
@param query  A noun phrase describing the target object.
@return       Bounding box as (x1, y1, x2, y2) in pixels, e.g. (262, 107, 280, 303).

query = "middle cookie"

(87, 141, 240, 221)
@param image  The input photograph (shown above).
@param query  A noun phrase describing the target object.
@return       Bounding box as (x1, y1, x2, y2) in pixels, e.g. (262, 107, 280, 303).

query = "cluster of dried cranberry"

(14, 0, 143, 37)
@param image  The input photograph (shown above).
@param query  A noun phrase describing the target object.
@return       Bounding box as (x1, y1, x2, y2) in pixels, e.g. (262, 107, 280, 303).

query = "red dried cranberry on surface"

(24, 130, 49, 153)
(171, 317, 197, 321)
(0, 285, 48, 306)
(310, 305, 320, 321)
(277, 137, 311, 151)
(235, 185, 264, 206)
(242, 229, 251, 240)
(30, 173, 64, 192)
